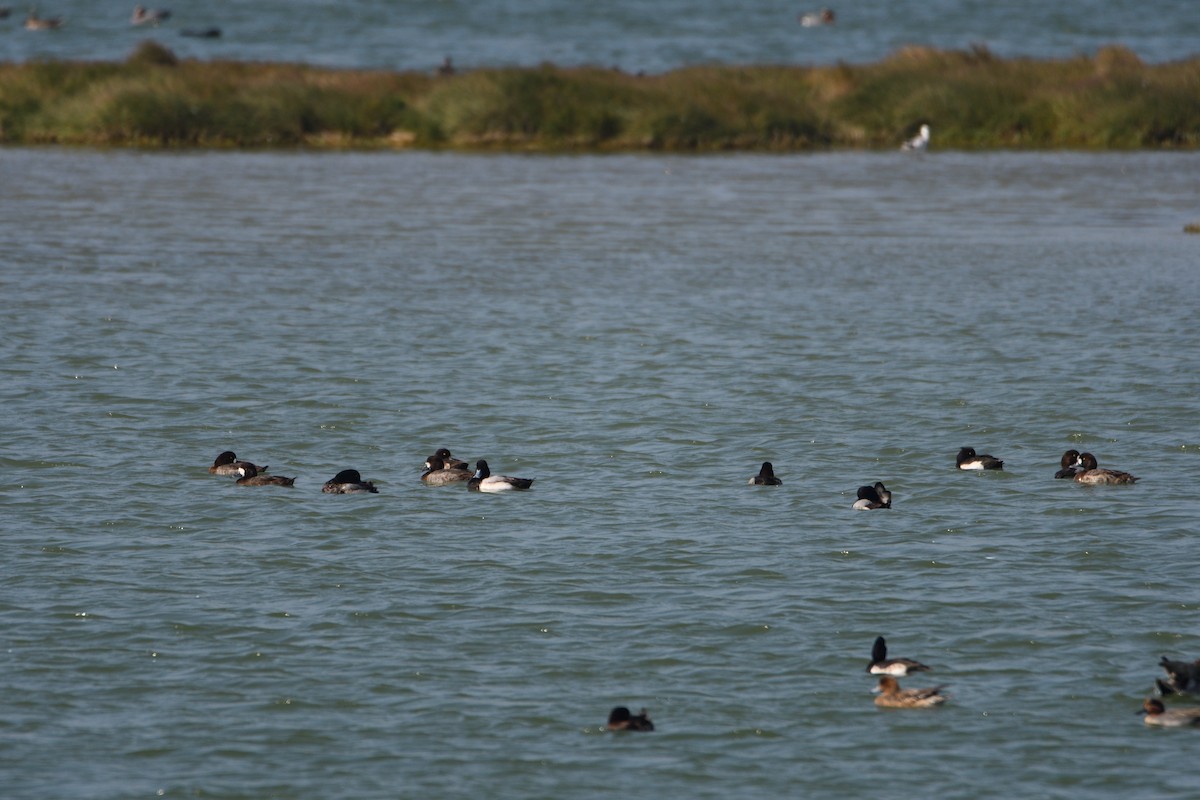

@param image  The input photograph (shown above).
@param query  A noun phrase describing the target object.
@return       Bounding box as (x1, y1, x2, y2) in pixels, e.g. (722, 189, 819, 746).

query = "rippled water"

(2, 148, 1199, 799)
(2, 0, 1196, 71)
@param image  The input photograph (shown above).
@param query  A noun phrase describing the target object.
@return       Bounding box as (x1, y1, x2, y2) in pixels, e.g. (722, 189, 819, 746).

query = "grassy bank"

(1, 41, 1198, 150)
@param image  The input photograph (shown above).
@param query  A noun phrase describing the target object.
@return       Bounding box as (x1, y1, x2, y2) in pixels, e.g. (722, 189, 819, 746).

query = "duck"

(798, 8, 835, 27)
(131, 5, 170, 25)
(1055, 449, 1083, 479)
(180, 26, 221, 38)
(607, 706, 654, 731)
(1073, 452, 1138, 485)
(873, 676, 946, 708)
(853, 482, 891, 510)
(24, 10, 65, 29)
(866, 636, 930, 675)
(421, 455, 473, 485)
(956, 446, 1004, 470)
(1140, 697, 1200, 727)
(235, 464, 295, 487)
(322, 469, 379, 494)
(209, 450, 269, 476)
(901, 124, 931, 151)
(467, 460, 534, 492)
(426, 447, 468, 471)
(1156, 656, 1200, 696)
(749, 461, 782, 486)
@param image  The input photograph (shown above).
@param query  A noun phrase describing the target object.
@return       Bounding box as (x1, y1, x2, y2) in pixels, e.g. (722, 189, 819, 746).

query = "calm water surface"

(2, 149, 1200, 799)
(2, 0, 1196, 70)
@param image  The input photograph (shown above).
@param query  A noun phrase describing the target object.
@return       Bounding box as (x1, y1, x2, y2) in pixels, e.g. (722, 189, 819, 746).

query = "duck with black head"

(467, 460, 533, 492)
(209, 451, 268, 476)
(853, 482, 891, 509)
(749, 462, 782, 486)
(322, 469, 379, 494)
(956, 446, 1004, 470)
(607, 706, 654, 731)
(235, 464, 295, 487)
(1055, 449, 1082, 479)
(866, 636, 929, 675)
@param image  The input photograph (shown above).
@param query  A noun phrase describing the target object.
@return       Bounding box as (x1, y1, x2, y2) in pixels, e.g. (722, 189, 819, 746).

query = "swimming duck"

(209, 450, 268, 476)
(322, 469, 379, 494)
(873, 676, 945, 708)
(853, 482, 891, 510)
(1156, 656, 1200, 696)
(1054, 449, 1083, 479)
(867, 636, 929, 675)
(421, 455, 473, 485)
(798, 8, 835, 27)
(467, 460, 534, 492)
(607, 706, 654, 731)
(25, 10, 65, 29)
(901, 124, 931, 151)
(426, 447, 468, 471)
(749, 461, 782, 486)
(1140, 697, 1200, 727)
(1073, 452, 1138, 485)
(131, 5, 170, 25)
(235, 464, 295, 487)
(956, 446, 1004, 470)
(179, 26, 220, 38)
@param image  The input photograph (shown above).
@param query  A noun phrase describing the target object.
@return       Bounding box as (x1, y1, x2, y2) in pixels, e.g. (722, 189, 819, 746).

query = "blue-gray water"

(2, 148, 1200, 799)
(2, 0, 1197, 71)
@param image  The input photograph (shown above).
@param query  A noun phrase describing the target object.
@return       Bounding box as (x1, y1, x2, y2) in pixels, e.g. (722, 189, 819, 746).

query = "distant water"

(2, 0, 1197, 71)
(2, 147, 1200, 799)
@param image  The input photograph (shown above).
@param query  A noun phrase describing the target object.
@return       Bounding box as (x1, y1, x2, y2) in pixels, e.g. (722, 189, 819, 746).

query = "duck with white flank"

(867, 636, 929, 675)
(322, 469, 379, 494)
(467, 460, 533, 492)
(873, 676, 946, 708)
(1140, 698, 1200, 727)
(749, 461, 782, 486)
(1073, 452, 1138, 485)
(235, 464, 295, 487)
(956, 446, 1004, 470)
(209, 450, 268, 476)
(421, 455, 473, 485)
(607, 707, 654, 731)
(853, 482, 891, 509)
(1055, 449, 1083, 479)
(901, 124, 930, 151)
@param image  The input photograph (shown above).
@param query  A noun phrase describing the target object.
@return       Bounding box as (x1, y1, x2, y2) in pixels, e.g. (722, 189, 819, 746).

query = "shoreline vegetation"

(1, 42, 1198, 151)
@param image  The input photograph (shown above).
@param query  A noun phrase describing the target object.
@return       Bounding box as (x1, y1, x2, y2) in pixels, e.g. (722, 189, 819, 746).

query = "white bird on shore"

(901, 124, 931, 151)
